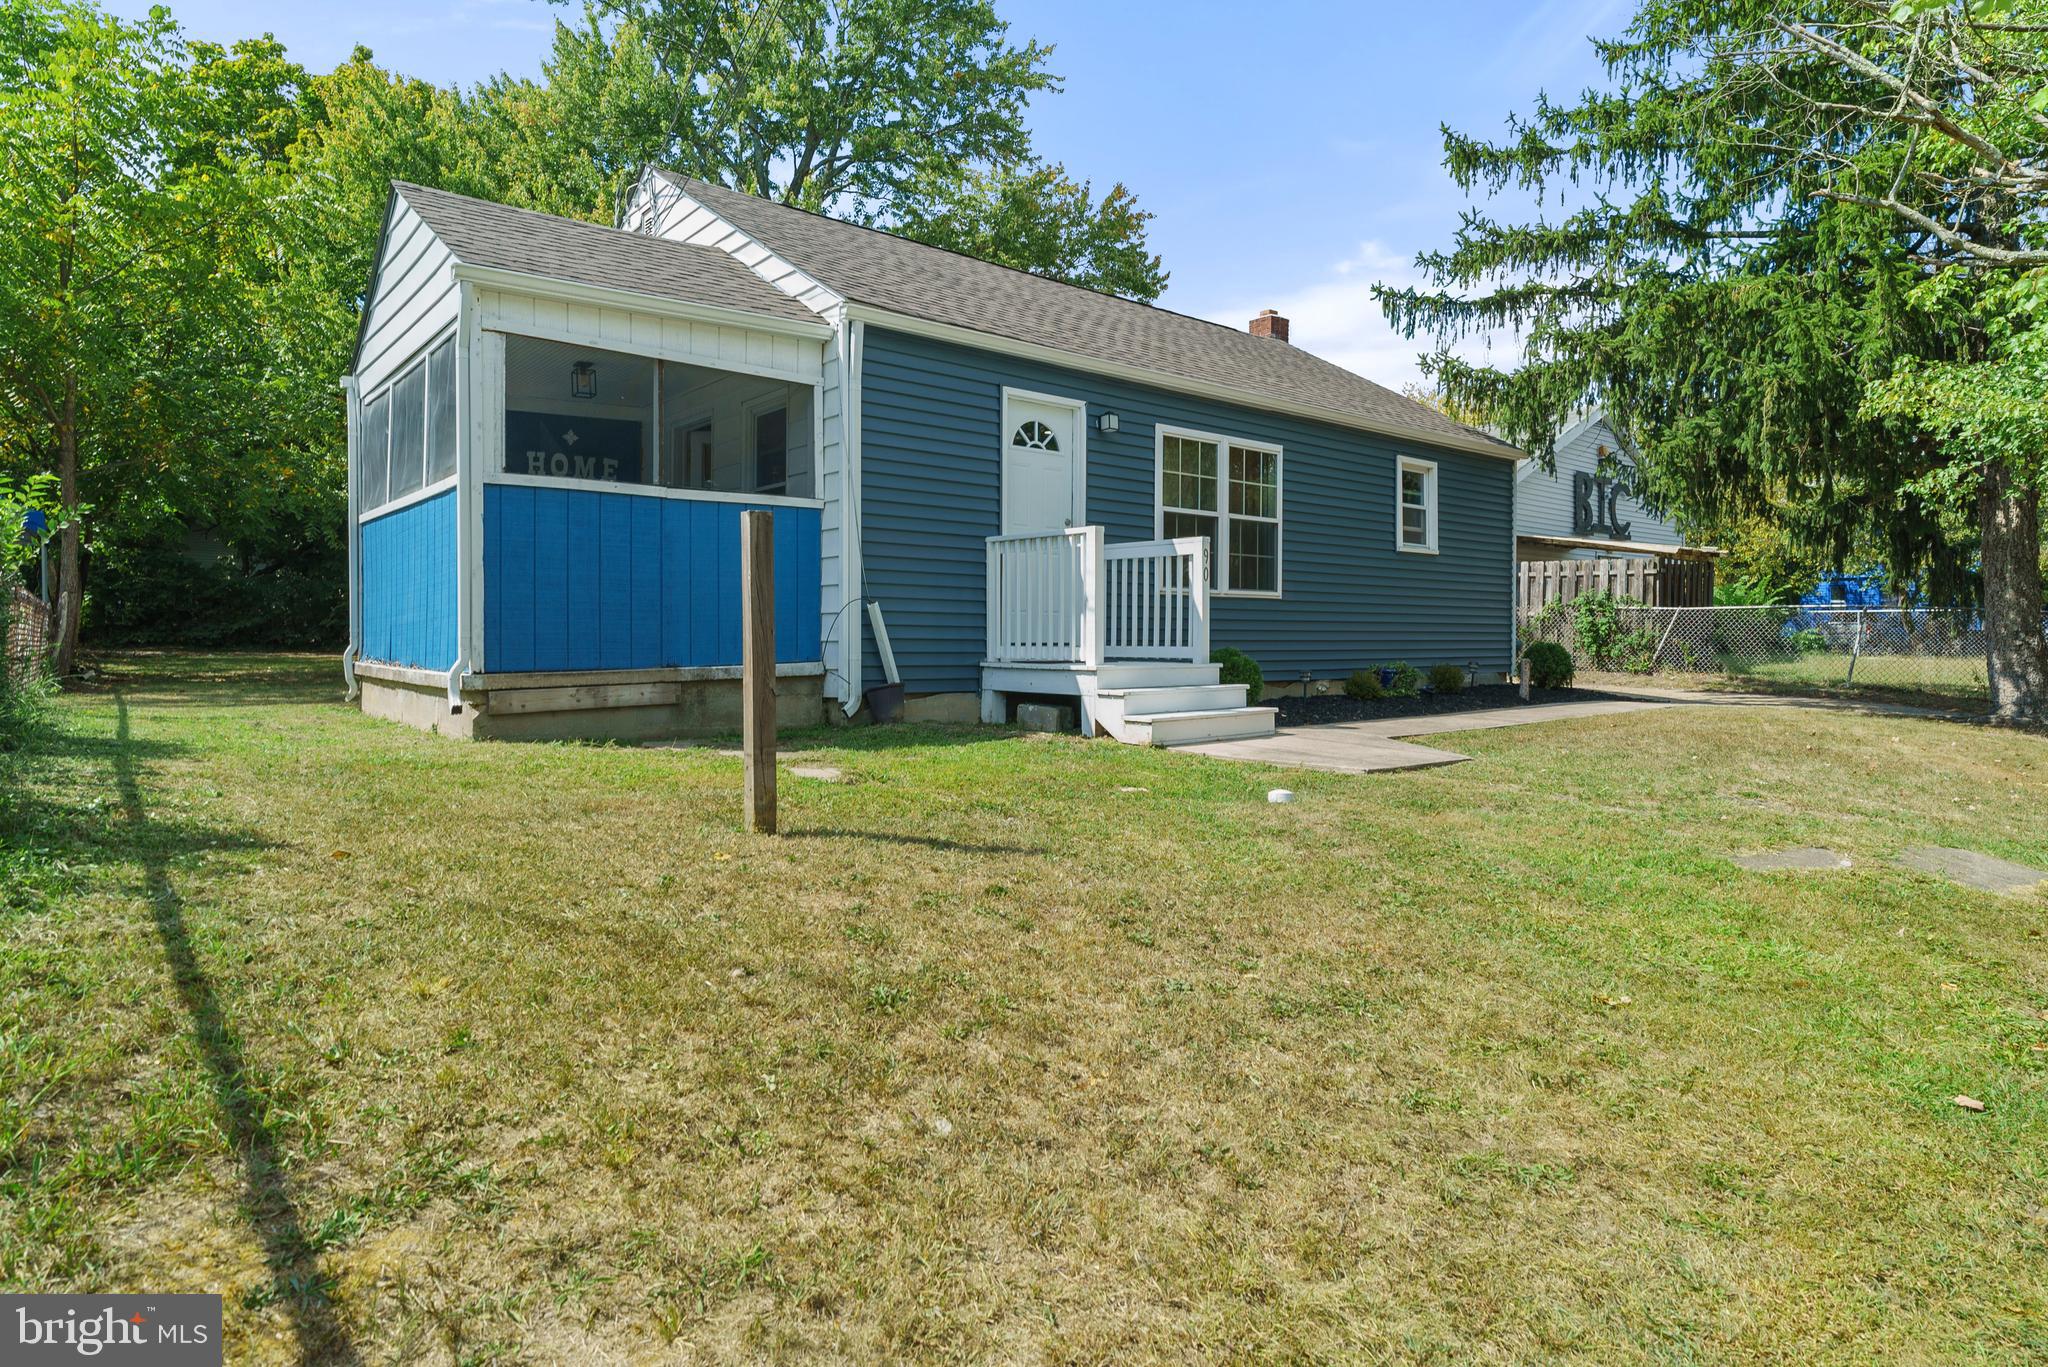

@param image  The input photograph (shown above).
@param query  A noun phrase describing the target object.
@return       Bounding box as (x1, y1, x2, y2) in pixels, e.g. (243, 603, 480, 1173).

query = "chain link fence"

(1518, 600, 2000, 706)
(5, 585, 52, 675)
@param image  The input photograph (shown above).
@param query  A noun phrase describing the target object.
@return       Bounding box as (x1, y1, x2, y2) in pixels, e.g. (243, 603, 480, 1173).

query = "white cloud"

(1199, 241, 1513, 396)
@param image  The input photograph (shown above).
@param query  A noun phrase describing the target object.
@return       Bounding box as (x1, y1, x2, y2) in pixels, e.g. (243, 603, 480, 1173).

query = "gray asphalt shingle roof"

(394, 181, 821, 328)
(656, 170, 1515, 456)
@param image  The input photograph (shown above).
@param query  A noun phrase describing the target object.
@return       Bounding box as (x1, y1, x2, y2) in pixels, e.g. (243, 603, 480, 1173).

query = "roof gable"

(392, 181, 822, 330)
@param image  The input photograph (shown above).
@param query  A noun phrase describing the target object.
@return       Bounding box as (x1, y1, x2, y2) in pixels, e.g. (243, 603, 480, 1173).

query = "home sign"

(506, 411, 644, 484)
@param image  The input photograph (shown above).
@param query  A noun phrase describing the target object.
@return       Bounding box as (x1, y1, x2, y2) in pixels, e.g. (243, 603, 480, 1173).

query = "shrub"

(1524, 641, 1574, 689)
(1523, 598, 1573, 646)
(1211, 646, 1263, 699)
(1713, 575, 1791, 608)
(1615, 627, 1661, 674)
(1383, 661, 1421, 697)
(1571, 590, 1624, 664)
(1427, 662, 1467, 694)
(1344, 669, 1386, 701)
(1571, 590, 1659, 670)
(1790, 626, 1828, 655)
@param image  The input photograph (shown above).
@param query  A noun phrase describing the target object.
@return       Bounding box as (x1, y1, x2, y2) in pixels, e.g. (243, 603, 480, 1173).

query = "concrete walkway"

(1353, 697, 1672, 739)
(1177, 685, 1981, 776)
(1178, 696, 1674, 773)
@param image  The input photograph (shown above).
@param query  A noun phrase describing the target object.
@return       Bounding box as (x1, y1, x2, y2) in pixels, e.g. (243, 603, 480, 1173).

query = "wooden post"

(741, 510, 776, 835)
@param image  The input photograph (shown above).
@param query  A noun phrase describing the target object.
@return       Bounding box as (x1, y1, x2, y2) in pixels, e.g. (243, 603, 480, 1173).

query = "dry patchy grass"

(4, 651, 2047, 1363)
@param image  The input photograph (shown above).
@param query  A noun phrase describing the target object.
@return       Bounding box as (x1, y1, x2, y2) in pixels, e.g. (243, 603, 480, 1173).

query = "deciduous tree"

(0, 0, 188, 672)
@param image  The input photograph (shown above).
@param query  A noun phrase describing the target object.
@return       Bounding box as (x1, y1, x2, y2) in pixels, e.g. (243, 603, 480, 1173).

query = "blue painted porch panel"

(859, 326, 1517, 695)
(360, 488, 459, 671)
(483, 483, 820, 673)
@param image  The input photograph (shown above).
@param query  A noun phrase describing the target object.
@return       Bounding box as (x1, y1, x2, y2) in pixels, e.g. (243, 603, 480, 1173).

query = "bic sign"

(1572, 471, 1633, 540)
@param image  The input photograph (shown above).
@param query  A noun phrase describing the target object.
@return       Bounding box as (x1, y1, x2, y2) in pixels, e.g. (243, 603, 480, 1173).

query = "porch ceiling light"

(570, 360, 597, 399)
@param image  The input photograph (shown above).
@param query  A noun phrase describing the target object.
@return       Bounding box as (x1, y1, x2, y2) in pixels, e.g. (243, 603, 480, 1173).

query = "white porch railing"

(985, 527, 1210, 666)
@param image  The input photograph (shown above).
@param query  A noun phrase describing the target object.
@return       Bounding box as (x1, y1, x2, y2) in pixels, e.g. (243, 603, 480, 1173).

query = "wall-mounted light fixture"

(1096, 412, 1120, 434)
(570, 360, 598, 399)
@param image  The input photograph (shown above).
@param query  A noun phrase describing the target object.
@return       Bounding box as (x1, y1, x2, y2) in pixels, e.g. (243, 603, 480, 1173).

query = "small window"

(357, 330, 456, 515)
(1397, 456, 1437, 554)
(1012, 419, 1059, 451)
(1160, 433, 1219, 575)
(389, 360, 427, 499)
(665, 421, 714, 489)
(753, 407, 788, 495)
(426, 338, 457, 484)
(1157, 428, 1281, 594)
(1228, 445, 1279, 593)
(359, 391, 390, 509)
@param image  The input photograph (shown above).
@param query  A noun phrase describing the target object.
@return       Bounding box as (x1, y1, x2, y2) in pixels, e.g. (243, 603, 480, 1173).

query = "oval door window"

(1011, 419, 1059, 451)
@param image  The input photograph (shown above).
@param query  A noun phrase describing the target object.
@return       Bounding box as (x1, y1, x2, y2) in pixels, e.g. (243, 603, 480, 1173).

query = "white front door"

(1001, 391, 1084, 534)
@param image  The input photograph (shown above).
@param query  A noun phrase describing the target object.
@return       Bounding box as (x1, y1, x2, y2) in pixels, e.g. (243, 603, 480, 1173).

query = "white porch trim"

(450, 263, 834, 343)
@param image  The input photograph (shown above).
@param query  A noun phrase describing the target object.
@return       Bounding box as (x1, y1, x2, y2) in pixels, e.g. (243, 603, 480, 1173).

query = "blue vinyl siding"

(360, 488, 459, 671)
(483, 483, 820, 673)
(859, 326, 1515, 694)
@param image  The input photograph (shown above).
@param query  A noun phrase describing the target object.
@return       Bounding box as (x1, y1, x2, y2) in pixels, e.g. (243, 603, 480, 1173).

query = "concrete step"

(1100, 683, 1249, 716)
(1125, 706, 1278, 747)
(1093, 661, 1221, 690)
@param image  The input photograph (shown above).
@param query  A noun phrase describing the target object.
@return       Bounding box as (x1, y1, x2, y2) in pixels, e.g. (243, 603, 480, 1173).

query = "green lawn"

(5, 652, 2047, 1363)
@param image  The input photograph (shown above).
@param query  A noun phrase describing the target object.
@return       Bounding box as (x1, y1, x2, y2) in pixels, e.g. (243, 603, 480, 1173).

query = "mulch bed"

(1269, 683, 1640, 727)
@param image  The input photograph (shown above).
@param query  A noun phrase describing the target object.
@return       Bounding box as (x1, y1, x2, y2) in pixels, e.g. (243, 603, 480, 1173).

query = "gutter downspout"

(841, 316, 866, 714)
(449, 280, 482, 714)
(1508, 453, 1521, 677)
(341, 374, 362, 701)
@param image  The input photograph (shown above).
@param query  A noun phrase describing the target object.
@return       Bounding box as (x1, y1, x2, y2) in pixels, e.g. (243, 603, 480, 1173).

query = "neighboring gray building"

(1512, 410, 1716, 609)
(1514, 410, 1690, 560)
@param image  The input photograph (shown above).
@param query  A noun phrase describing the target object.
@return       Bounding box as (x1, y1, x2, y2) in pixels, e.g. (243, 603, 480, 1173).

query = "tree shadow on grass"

(629, 722, 1036, 756)
(109, 695, 358, 1363)
(66, 650, 342, 711)
(777, 828, 1046, 857)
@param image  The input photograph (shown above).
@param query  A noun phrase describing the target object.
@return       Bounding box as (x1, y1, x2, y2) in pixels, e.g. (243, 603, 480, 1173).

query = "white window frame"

(1396, 455, 1439, 555)
(1153, 424, 1283, 598)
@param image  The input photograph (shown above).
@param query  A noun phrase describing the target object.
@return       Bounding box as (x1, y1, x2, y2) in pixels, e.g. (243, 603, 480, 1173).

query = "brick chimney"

(1249, 309, 1289, 343)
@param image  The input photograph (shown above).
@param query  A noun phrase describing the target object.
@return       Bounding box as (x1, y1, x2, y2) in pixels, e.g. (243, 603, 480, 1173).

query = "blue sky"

(113, 0, 1630, 389)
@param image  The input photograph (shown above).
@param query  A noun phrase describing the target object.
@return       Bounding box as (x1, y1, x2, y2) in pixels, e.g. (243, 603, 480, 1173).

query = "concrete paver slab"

(1733, 847, 1852, 872)
(1898, 846, 2048, 894)
(1177, 728, 1471, 774)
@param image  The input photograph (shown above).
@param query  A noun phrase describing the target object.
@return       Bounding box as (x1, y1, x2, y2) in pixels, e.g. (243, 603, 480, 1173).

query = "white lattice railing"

(1104, 536, 1209, 661)
(985, 527, 1209, 666)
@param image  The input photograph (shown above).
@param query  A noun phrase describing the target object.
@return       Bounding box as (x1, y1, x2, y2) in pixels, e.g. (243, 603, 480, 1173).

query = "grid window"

(1398, 458, 1437, 553)
(1157, 429, 1280, 594)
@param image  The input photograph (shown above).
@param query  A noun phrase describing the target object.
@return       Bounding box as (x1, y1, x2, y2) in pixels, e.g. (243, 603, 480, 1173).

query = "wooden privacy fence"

(5, 586, 51, 672)
(1517, 556, 1714, 613)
